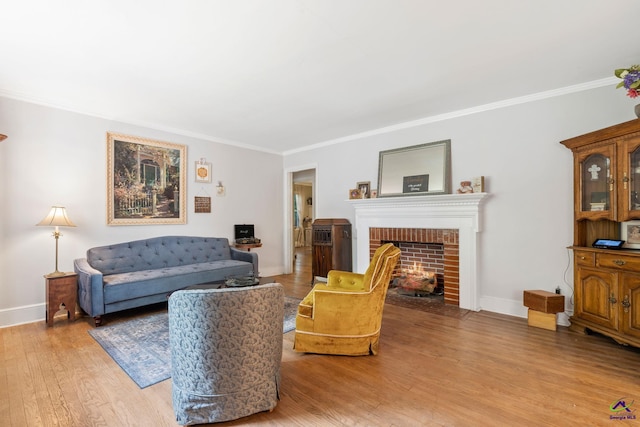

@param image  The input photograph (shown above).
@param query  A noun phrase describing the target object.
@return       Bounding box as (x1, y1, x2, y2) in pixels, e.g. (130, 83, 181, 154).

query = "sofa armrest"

(74, 258, 105, 317)
(230, 247, 259, 277)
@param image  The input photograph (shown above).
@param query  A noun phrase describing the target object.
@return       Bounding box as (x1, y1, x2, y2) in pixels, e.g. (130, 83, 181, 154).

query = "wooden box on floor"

(523, 290, 564, 331)
(523, 290, 564, 313)
(527, 309, 557, 331)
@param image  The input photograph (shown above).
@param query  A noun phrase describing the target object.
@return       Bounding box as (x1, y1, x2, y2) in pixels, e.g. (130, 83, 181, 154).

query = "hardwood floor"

(2, 248, 640, 426)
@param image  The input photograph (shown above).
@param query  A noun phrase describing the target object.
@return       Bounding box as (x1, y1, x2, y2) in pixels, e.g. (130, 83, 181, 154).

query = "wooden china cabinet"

(561, 119, 640, 347)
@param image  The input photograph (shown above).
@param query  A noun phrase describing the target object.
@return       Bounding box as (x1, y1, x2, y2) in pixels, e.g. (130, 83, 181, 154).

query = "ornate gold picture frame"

(106, 132, 187, 225)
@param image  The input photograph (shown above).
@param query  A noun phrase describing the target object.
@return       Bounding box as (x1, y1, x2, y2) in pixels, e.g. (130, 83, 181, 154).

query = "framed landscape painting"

(106, 132, 187, 225)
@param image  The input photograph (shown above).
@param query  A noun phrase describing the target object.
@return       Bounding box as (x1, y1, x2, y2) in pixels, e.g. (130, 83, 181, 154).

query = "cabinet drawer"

(597, 253, 640, 272)
(574, 250, 595, 267)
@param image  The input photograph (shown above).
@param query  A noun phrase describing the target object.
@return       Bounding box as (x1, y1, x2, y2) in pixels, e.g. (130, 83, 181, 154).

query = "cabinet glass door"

(580, 153, 611, 213)
(628, 145, 640, 212)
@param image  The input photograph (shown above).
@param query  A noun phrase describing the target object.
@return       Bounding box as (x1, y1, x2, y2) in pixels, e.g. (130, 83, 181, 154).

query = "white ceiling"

(2, 0, 639, 154)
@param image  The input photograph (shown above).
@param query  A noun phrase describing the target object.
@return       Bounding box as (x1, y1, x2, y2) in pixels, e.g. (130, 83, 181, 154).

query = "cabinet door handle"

(624, 172, 630, 190)
(614, 259, 626, 266)
(622, 295, 631, 313)
(609, 294, 617, 304)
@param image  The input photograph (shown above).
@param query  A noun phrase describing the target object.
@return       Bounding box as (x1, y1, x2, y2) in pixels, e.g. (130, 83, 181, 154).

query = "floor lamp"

(37, 206, 76, 277)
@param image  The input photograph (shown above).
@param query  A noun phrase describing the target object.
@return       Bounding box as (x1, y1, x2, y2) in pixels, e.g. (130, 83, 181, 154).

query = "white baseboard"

(0, 269, 292, 329)
(260, 265, 287, 278)
(1, 290, 572, 329)
(0, 303, 45, 328)
(479, 295, 571, 327)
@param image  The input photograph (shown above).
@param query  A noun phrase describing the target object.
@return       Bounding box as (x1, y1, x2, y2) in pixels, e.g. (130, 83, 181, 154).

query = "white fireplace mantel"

(348, 193, 489, 311)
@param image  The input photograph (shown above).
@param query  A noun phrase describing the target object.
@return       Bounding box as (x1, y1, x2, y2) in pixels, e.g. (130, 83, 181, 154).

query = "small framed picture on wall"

(195, 161, 212, 183)
(194, 196, 211, 213)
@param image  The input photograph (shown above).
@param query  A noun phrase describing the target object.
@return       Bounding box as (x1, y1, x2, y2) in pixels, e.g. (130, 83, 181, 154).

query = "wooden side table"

(234, 243, 262, 251)
(45, 272, 78, 326)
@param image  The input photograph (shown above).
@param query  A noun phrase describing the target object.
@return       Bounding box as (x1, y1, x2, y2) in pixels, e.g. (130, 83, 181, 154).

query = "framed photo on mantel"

(472, 176, 485, 193)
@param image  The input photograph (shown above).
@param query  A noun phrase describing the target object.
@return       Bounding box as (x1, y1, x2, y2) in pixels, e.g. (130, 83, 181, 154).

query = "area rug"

(89, 296, 301, 389)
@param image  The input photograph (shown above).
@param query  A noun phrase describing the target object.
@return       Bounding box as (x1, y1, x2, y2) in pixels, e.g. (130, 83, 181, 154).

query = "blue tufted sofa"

(74, 236, 258, 326)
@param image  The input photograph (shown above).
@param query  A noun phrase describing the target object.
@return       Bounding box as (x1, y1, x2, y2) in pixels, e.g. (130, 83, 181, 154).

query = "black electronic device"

(592, 238, 625, 249)
(235, 224, 254, 240)
(235, 224, 261, 245)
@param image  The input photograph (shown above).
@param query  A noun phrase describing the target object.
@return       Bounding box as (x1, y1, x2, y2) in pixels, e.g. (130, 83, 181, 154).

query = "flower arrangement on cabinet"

(615, 65, 640, 98)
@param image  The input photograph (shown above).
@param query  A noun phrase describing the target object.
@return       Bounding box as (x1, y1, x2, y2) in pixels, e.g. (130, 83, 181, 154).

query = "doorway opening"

(286, 167, 315, 275)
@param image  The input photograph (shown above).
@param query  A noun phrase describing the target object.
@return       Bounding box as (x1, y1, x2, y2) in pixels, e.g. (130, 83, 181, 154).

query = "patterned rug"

(282, 296, 299, 334)
(89, 296, 301, 389)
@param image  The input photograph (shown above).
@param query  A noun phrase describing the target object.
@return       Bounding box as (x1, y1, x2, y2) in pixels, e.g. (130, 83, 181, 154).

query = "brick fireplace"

(370, 227, 459, 305)
(349, 193, 488, 311)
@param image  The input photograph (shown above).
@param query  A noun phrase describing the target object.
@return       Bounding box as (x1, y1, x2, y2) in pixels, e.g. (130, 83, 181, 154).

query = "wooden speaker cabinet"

(311, 218, 352, 283)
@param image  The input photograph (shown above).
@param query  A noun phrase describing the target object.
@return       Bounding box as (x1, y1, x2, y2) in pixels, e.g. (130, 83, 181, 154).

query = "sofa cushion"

(103, 260, 251, 304)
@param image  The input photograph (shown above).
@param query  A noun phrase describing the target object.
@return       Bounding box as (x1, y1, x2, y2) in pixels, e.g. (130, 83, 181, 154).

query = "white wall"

(283, 85, 639, 321)
(3, 86, 637, 328)
(0, 96, 284, 327)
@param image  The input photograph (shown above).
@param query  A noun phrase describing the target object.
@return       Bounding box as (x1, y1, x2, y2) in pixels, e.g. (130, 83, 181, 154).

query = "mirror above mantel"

(377, 140, 451, 197)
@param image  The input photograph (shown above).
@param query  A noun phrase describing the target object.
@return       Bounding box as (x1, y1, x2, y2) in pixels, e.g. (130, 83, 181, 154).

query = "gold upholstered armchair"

(294, 243, 401, 356)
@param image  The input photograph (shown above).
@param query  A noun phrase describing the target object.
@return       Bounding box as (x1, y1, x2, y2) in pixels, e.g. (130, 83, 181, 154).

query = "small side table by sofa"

(234, 243, 262, 251)
(45, 272, 78, 326)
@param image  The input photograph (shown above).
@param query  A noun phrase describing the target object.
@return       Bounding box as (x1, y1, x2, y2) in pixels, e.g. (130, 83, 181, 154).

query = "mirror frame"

(377, 139, 451, 197)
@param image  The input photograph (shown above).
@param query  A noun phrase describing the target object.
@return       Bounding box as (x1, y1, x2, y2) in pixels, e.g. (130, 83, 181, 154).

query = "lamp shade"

(36, 206, 76, 228)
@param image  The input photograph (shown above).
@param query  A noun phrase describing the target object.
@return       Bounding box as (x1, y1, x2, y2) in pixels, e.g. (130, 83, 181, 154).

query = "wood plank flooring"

(2, 246, 640, 426)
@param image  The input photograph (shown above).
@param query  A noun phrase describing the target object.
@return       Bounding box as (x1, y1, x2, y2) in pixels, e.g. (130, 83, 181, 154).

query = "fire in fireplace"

(393, 265, 441, 296)
(391, 243, 444, 297)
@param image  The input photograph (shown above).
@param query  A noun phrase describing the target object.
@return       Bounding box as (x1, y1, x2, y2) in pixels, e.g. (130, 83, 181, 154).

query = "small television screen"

(592, 238, 624, 249)
(235, 224, 254, 240)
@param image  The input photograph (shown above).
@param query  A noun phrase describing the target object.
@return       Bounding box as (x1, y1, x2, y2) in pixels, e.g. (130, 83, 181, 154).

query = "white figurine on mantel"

(457, 181, 474, 194)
